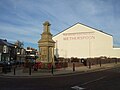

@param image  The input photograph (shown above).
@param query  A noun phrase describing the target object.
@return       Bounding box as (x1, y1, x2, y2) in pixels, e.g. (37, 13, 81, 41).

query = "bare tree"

(15, 40, 24, 48)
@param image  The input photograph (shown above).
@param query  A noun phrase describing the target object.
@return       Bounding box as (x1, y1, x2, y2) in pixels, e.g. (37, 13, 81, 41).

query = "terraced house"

(0, 39, 15, 62)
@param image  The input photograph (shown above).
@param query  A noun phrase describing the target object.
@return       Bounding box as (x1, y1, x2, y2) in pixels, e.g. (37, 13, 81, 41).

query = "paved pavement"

(0, 62, 120, 77)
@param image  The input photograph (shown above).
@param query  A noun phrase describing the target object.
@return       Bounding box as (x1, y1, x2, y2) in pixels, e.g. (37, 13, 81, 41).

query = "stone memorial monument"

(38, 21, 55, 64)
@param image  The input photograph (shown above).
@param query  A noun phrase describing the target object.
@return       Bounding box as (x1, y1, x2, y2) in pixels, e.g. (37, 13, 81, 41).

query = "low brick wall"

(68, 63, 84, 67)
(57, 57, 120, 67)
(85, 58, 120, 66)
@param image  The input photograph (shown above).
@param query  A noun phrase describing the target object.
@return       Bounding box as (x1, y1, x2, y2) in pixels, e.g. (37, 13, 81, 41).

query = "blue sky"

(0, 0, 120, 49)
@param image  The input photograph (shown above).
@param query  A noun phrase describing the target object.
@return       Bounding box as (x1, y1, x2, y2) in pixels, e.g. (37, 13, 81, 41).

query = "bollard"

(100, 59, 101, 67)
(73, 63, 75, 71)
(51, 65, 54, 75)
(4, 65, 7, 74)
(29, 64, 32, 75)
(29, 67, 31, 75)
(14, 67, 16, 75)
(115, 59, 117, 64)
(88, 61, 91, 69)
(64, 62, 66, 70)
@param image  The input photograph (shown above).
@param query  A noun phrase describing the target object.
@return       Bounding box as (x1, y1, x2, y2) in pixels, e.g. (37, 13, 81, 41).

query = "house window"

(3, 45, 8, 53)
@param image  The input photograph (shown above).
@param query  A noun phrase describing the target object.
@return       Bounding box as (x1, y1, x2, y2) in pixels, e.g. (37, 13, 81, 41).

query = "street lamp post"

(14, 45, 17, 75)
(51, 47, 54, 75)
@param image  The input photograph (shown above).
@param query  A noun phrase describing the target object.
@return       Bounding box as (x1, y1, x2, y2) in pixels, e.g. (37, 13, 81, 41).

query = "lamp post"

(14, 45, 17, 75)
(51, 47, 54, 75)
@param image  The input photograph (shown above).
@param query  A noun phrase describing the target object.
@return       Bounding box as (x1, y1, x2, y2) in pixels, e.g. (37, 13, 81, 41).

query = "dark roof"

(53, 22, 112, 37)
(0, 39, 14, 47)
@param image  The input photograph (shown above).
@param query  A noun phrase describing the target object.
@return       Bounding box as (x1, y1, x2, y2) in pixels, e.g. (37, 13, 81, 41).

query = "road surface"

(0, 67, 120, 90)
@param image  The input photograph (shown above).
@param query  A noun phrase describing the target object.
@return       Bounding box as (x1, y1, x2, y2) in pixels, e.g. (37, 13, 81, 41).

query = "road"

(0, 67, 120, 90)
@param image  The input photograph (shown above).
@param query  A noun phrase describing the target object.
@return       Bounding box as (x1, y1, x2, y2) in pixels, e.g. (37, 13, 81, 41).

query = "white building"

(53, 23, 120, 58)
(26, 47, 38, 60)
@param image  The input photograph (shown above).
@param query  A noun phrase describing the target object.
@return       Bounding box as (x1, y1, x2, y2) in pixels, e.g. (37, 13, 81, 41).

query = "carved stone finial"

(43, 21, 51, 32)
(43, 21, 51, 26)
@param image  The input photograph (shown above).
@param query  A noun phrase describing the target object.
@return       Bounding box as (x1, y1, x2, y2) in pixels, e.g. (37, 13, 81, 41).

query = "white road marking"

(81, 76, 106, 85)
(71, 76, 106, 90)
(71, 86, 85, 90)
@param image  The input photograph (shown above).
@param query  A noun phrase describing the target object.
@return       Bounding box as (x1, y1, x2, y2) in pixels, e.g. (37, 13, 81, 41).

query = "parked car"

(0, 61, 4, 67)
(1, 61, 12, 73)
